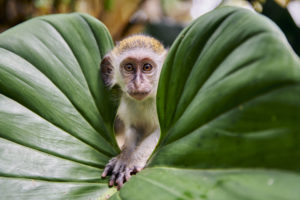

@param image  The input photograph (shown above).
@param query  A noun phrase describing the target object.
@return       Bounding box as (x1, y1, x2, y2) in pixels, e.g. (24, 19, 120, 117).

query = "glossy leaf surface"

(114, 168, 300, 200)
(0, 13, 119, 200)
(152, 7, 300, 170)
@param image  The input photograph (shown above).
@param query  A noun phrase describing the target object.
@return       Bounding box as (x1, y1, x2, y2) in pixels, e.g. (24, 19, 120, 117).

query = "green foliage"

(0, 7, 299, 200)
(154, 6, 300, 170)
(0, 13, 118, 200)
(115, 168, 300, 200)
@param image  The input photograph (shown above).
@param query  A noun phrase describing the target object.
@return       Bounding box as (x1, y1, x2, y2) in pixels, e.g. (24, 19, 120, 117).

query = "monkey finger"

(101, 165, 113, 178)
(112, 163, 121, 176)
(116, 173, 125, 189)
(125, 168, 131, 182)
(102, 157, 118, 178)
(109, 174, 116, 187)
(110, 163, 122, 187)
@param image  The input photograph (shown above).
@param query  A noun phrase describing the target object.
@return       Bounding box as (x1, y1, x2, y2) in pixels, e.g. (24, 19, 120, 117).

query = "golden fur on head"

(113, 35, 165, 55)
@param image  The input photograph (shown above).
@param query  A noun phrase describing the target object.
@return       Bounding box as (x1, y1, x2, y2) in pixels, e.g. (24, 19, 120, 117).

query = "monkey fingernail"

(109, 174, 116, 187)
(101, 167, 111, 178)
(125, 170, 131, 181)
(109, 180, 114, 187)
(136, 167, 142, 172)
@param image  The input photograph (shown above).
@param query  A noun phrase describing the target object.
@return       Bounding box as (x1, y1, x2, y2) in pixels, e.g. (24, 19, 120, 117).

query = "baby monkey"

(100, 35, 167, 189)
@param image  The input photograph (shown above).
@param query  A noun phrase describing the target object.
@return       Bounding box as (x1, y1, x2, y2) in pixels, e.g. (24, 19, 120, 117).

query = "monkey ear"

(100, 55, 114, 87)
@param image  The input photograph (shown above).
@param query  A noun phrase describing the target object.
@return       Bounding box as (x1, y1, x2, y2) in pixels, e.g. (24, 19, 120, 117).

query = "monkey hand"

(101, 154, 145, 190)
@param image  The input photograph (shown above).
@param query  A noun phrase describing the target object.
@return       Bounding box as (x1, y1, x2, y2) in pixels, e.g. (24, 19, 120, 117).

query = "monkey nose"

(129, 90, 151, 100)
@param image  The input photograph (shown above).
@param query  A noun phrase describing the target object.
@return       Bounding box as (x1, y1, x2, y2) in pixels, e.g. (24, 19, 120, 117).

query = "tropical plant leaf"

(0, 13, 119, 199)
(113, 168, 300, 200)
(152, 6, 300, 170)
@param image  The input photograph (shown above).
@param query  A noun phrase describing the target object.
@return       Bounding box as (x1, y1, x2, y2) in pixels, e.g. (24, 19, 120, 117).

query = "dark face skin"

(120, 57, 157, 100)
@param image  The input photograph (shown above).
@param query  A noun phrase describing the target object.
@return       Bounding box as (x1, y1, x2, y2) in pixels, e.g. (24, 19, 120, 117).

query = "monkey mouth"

(129, 91, 151, 100)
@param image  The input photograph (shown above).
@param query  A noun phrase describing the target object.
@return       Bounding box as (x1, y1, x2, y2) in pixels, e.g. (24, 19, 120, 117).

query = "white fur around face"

(112, 48, 166, 135)
(110, 48, 166, 96)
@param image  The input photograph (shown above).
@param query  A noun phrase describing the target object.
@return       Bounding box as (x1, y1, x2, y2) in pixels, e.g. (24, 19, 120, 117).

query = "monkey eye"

(143, 63, 153, 72)
(124, 63, 134, 72)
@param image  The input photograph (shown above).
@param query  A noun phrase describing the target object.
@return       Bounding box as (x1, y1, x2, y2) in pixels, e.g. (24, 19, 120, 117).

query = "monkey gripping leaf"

(0, 6, 300, 200)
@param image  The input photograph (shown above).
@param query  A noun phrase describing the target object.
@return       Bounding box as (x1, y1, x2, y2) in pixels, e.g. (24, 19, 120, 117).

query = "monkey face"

(100, 36, 167, 102)
(120, 57, 158, 101)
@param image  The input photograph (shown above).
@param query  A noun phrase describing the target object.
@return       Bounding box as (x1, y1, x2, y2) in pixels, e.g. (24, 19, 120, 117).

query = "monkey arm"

(130, 128, 160, 169)
(101, 127, 159, 189)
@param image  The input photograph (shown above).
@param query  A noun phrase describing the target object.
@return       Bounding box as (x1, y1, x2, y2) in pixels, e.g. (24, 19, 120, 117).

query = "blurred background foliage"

(0, 0, 299, 55)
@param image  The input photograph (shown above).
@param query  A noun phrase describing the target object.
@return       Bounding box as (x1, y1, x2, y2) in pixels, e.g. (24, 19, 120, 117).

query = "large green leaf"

(0, 13, 119, 199)
(113, 168, 300, 200)
(153, 6, 300, 169)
